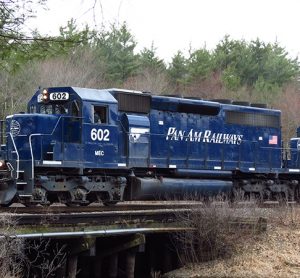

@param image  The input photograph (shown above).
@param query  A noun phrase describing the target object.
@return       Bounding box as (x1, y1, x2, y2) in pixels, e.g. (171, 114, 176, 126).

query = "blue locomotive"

(0, 86, 298, 206)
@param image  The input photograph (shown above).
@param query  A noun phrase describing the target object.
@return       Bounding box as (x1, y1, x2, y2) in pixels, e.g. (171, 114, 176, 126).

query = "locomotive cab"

(24, 87, 120, 169)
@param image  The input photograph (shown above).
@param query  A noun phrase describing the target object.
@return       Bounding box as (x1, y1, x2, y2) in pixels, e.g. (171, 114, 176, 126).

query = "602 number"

(91, 128, 110, 141)
(50, 92, 69, 101)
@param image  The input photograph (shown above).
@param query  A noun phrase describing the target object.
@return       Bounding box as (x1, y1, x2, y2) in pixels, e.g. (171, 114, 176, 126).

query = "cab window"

(40, 104, 68, 115)
(54, 104, 68, 114)
(30, 105, 36, 113)
(93, 106, 107, 124)
(40, 104, 53, 114)
(71, 100, 80, 117)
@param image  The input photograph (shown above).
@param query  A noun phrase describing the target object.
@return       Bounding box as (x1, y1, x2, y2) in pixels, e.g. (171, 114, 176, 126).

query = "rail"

(8, 227, 191, 239)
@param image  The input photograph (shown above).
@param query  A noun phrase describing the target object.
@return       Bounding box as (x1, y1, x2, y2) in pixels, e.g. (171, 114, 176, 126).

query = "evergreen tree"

(250, 40, 298, 87)
(138, 43, 165, 72)
(168, 51, 188, 89)
(95, 23, 139, 84)
(213, 36, 299, 91)
(187, 48, 214, 81)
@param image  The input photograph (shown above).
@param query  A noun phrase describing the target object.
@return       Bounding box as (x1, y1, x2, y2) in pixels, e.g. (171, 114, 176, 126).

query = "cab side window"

(71, 100, 80, 117)
(30, 105, 36, 113)
(93, 106, 108, 124)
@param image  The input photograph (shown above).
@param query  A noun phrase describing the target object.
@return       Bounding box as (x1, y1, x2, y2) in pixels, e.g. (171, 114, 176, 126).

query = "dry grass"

(165, 204, 300, 278)
(0, 214, 25, 278)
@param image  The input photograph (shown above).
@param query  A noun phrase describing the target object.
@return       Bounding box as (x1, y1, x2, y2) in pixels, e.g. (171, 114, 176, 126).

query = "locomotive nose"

(7, 114, 58, 136)
(5, 114, 61, 172)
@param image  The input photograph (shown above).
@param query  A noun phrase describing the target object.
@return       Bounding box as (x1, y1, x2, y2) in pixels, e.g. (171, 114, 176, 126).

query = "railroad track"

(0, 201, 201, 230)
(9, 208, 189, 226)
(0, 200, 297, 214)
(0, 200, 272, 238)
(0, 201, 205, 214)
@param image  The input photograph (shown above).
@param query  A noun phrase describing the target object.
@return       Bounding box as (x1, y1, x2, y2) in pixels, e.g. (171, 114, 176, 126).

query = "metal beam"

(7, 227, 192, 239)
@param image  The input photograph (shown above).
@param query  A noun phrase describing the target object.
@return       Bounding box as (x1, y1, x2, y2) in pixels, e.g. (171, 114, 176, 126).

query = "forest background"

(1, 0, 300, 144)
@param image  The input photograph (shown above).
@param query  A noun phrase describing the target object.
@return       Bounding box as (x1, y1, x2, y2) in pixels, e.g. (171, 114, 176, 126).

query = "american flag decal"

(269, 135, 278, 145)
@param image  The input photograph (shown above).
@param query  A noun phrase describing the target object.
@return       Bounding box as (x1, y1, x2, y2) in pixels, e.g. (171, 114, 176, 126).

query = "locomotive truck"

(0, 86, 299, 206)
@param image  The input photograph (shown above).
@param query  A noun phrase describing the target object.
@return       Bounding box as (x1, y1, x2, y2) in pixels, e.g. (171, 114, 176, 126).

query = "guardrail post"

(162, 243, 172, 273)
(67, 255, 78, 278)
(93, 257, 102, 278)
(126, 250, 136, 278)
(108, 254, 118, 278)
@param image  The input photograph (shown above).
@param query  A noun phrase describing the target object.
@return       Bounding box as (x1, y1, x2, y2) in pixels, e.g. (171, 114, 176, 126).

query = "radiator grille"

(225, 111, 280, 128)
(116, 93, 151, 113)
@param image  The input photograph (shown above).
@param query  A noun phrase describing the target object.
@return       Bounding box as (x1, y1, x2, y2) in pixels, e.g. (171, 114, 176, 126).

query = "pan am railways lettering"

(166, 127, 243, 145)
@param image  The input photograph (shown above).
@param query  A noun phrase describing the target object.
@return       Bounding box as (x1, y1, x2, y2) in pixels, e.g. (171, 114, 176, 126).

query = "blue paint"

(5, 87, 284, 175)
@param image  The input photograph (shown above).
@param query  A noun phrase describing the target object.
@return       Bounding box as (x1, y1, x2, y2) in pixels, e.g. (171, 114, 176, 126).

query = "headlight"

(37, 89, 49, 103)
(42, 89, 49, 101)
(0, 160, 6, 169)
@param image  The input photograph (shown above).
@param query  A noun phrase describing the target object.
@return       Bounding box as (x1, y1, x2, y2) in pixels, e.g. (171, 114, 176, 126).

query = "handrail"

(29, 133, 43, 180)
(8, 132, 20, 179)
(116, 119, 128, 133)
(0, 120, 5, 145)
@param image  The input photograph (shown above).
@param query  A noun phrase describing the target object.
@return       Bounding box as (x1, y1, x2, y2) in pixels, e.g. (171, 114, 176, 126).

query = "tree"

(0, 1, 93, 72)
(95, 23, 139, 84)
(187, 48, 214, 81)
(0, 0, 46, 40)
(213, 35, 248, 70)
(0, 0, 47, 71)
(213, 36, 299, 92)
(255, 42, 299, 86)
(168, 51, 188, 90)
(28, 19, 95, 60)
(122, 43, 169, 93)
(138, 43, 165, 72)
(213, 36, 250, 89)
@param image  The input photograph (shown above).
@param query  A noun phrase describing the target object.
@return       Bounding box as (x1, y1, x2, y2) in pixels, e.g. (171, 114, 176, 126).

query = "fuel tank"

(129, 177, 232, 200)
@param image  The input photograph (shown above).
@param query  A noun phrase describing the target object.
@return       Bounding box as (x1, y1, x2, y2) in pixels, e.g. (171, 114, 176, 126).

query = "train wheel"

(41, 202, 51, 207)
(65, 202, 80, 207)
(24, 202, 38, 207)
(103, 201, 118, 206)
(80, 202, 90, 207)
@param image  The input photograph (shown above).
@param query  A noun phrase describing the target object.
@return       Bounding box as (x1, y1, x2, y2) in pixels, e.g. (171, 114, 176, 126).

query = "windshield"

(39, 104, 69, 115)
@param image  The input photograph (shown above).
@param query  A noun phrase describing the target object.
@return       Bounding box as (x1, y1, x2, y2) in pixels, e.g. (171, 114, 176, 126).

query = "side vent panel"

(116, 93, 151, 114)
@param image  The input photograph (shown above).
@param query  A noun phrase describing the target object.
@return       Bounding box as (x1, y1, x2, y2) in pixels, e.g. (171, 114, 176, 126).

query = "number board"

(49, 92, 70, 101)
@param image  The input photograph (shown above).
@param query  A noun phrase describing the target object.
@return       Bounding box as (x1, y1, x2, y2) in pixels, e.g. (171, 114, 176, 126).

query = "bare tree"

(123, 68, 171, 93)
(27, 239, 66, 278)
(0, 47, 108, 118)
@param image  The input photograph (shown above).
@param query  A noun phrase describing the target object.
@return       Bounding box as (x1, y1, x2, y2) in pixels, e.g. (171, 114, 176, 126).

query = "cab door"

(122, 114, 150, 167)
(83, 104, 118, 168)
